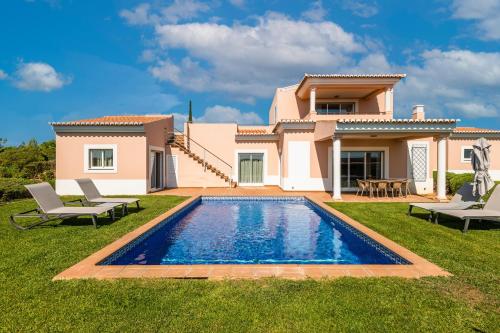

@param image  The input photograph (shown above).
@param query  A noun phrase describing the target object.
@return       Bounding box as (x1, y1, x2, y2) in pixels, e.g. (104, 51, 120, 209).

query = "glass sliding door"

(340, 151, 384, 190)
(238, 153, 264, 184)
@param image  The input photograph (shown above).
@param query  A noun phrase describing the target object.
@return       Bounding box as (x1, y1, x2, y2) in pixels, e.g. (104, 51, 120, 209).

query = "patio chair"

(76, 179, 140, 216)
(375, 181, 389, 198)
(355, 179, 368, 196)
(9, 183, 120, 230)
(391, 181, 404, 197)
(433, 186, 500, 233)
(402, 179, 411, 197)
(408, 182, 481, 221)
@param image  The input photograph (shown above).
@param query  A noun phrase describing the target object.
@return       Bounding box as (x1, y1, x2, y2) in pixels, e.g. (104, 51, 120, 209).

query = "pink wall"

(56, 133, 147, 180)
(448, 137, 500, 172)
(183, 123, 279, 183)
(269, 85, 393, 123)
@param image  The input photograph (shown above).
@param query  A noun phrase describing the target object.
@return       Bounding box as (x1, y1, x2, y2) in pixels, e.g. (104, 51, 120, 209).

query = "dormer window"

(316, 102, 355, 115)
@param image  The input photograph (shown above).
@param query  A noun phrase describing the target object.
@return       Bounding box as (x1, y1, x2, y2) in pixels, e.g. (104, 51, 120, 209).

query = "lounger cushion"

(46, 206, 113, 215)
(411, 202, 479, 211)
(436, 209, 500, 220)
(88, 197, 139, 204)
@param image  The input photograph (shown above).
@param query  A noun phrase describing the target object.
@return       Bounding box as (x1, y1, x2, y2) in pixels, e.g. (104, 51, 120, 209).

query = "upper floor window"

(461, 146, 473, 163)
(316, 102, 355, 115)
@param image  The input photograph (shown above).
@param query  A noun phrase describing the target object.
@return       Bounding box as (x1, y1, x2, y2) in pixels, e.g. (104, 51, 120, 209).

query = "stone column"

(310, 87, 316, 115)
(437, 136, 447, 200)
(333, 135, 342, 200)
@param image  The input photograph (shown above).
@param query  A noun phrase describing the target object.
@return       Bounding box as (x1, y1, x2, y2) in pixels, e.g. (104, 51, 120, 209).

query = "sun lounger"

(408, 183, 480, 220)
(76, 178, 140, 215)
(433, 186, 500, 232)
(9, 182, 120, 230)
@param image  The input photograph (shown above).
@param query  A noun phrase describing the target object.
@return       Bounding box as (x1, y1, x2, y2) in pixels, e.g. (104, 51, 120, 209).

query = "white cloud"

(395, 49, 500, 119)
(0, 69, 7, 80)
(451, 0, 500, 40)
(120, 3, 154, 25)
(229, 0, 245, 8)
(161, 0, 210, 23)
(139, 49, 157, 63)
(150, 13, 365, 99)
(301, 1, 327, 22)
(341, 0, 378, 18)
(120, 0, 210, 26)
(13, 62, 71, 92)
(172, 105, 263, 128)
(199, 105, 263, 124)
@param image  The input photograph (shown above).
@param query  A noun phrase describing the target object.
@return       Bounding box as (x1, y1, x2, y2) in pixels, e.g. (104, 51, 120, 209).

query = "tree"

(188, 100, 193, 123)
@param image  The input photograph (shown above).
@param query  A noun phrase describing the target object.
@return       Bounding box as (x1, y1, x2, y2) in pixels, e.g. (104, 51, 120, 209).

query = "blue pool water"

(101, 197, 409, 265)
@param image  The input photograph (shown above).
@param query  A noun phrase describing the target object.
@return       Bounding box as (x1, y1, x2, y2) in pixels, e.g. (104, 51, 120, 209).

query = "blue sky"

(0, 0, 499, 144)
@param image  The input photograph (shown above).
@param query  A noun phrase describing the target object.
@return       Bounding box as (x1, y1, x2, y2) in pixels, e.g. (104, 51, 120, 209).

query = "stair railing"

(167, 129, 233, 187)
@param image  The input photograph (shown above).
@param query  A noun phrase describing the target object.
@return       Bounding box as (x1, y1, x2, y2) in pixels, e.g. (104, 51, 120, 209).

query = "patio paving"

(152, 186, 437, 203)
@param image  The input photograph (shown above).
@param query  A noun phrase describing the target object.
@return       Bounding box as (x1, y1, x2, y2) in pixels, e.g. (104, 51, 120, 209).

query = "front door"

(238, 153, 264, 185)
(150, 151, 164, 191)
(341, 151, 384, 190)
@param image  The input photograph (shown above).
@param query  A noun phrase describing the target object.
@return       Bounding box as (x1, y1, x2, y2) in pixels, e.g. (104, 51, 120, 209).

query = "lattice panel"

(411, 145, 427, 182)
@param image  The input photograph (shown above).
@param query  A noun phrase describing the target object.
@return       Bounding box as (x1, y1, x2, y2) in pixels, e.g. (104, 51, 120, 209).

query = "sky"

(0, 0, 499, 144)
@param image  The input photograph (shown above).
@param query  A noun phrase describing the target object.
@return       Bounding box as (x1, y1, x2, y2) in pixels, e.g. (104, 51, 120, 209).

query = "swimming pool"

(100, 197, 410, 266)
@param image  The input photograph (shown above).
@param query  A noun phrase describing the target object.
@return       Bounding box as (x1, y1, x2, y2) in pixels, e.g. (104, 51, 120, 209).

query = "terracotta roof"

(337, 118, 458, 124)
(303, 73, 407, 79)
(237, 128, 268, 135)
(50, 115, 171, 126)
(453, 127, 500, 134)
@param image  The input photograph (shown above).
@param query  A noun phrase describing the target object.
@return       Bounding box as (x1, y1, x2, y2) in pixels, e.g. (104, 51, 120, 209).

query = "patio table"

(365, 179, 409, 198)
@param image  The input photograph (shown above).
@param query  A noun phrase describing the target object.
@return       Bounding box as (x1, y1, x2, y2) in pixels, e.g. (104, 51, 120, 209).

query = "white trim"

(56, 179, 147, 195)
(407, 140, 433, 194)
(83, 144, 118, 174)
(166, 154, 178, 188)
(234, 149, 268, 186)
(288, 141, 310, 180)
(460, 145, 473, 163)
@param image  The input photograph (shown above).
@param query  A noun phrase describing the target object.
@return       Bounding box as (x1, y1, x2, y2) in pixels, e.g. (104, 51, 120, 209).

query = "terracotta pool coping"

(53, 195, 451, 281)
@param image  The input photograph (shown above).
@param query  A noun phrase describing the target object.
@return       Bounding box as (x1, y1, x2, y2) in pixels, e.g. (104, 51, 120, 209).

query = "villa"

(50, 74, 500, 199)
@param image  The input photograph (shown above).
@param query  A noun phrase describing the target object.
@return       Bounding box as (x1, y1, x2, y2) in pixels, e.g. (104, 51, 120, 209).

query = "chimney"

(412, 105, 425, 120)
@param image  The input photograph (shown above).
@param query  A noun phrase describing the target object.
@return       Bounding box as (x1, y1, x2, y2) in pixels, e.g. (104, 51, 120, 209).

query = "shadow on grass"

(58, 207, 145, 228)
(410, 208, 500, 232)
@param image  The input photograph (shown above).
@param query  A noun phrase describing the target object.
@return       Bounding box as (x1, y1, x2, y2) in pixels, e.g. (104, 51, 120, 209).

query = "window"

(84, 144, 117, 173)
(89, 149, 114, 169)
(461, 146, 473, 163)
(238, 153, 264, 184)
(316, 102, 355, 115)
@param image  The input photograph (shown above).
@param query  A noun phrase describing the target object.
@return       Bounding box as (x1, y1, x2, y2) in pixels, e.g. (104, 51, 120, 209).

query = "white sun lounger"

(408, 183, 480, 220)
(76, 178, 140, 215)
(9, 182, 120, 230)
(433, 186, 500, 233)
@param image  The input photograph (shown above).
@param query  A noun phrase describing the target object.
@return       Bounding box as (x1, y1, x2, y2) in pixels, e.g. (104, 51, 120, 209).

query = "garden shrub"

(433, 171, 475, 195)
(0, 178, 40, 202)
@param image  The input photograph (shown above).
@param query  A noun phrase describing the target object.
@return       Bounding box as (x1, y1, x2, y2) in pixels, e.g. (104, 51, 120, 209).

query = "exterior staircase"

(168, 132, 235, 187)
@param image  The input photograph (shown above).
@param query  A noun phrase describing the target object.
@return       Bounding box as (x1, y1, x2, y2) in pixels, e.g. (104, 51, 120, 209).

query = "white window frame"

(234, 149, 268, 186)
(461, 145, 473, 163)
(83, 144, 118, 174)
(407, 141, 429, 182)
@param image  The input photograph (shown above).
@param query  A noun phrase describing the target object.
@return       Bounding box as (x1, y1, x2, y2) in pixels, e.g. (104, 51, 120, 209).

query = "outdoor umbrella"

(471, 137, 494, 197)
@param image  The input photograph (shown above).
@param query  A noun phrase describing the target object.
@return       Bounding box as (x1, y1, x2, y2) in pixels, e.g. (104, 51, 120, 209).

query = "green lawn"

(0, 196, 499, 332)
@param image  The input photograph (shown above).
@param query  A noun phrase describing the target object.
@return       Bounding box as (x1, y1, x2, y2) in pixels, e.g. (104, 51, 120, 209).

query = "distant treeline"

(0, 138, 55, 181)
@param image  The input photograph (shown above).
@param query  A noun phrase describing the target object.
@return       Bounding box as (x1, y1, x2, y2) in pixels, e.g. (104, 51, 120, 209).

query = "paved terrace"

(153, 186, 437, 203)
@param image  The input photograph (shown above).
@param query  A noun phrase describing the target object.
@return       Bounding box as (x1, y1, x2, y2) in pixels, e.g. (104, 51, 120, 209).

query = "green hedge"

(433, 171, 474, 195)
(0, 178, 41, 202)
